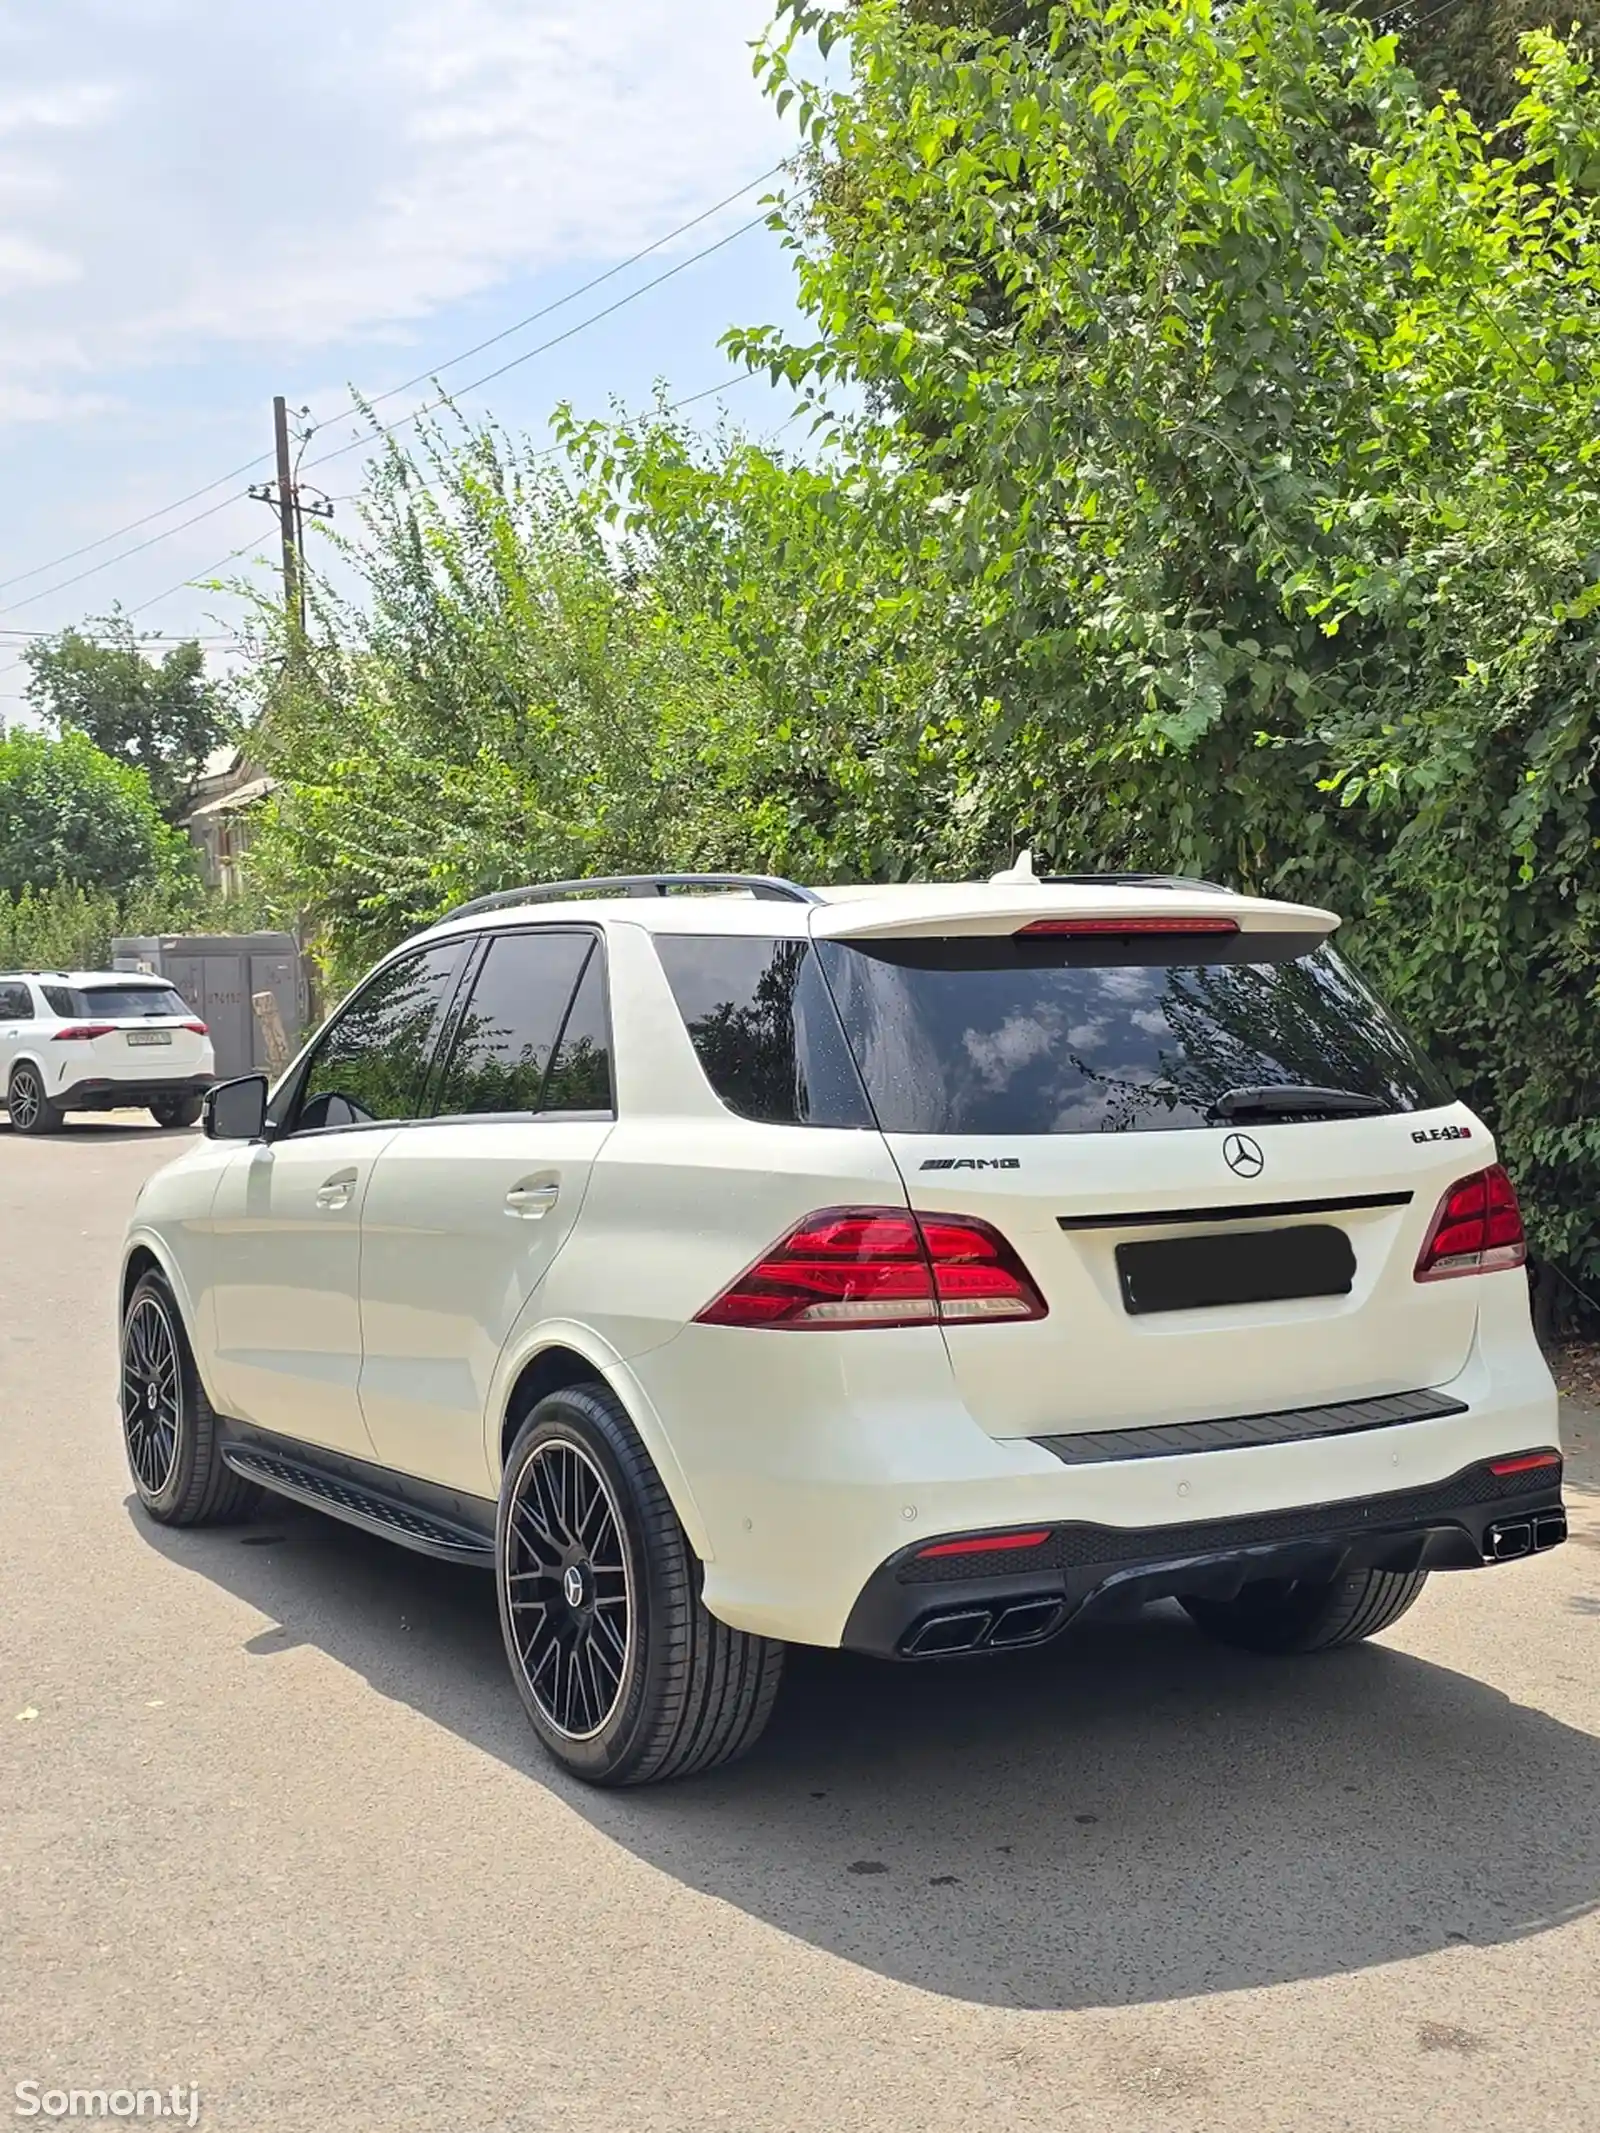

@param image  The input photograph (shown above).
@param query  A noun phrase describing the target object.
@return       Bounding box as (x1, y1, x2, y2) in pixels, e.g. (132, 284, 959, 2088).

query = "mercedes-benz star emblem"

(1223, 1131, 1265, 1179)
(563, 1565, 586, 1609)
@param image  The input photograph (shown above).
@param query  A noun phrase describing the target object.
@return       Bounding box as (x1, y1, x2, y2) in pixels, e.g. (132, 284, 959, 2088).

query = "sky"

(0, 0, 818, 714)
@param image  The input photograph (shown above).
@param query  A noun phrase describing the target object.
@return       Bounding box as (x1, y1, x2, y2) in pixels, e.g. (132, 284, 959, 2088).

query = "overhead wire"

(0, 162, 784, 610)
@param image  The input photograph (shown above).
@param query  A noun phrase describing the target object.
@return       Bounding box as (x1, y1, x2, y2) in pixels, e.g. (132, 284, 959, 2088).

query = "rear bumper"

(840, 1456, 1566, 1658)
(51, 1074, 215, 1111)
(631, 1278, 1560, 1648)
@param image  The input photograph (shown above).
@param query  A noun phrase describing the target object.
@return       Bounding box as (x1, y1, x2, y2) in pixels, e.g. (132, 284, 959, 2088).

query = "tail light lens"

(52, 1023, 115, 1041)
(1415, 1164, 1526, 1281)
(694, 1207, 1048, 1330)
(181, 1020, 208, 1035)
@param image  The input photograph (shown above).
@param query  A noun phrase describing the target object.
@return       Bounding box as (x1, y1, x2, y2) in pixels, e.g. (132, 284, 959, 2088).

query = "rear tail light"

(1415, 1164, 1526, 1281)
(52, 1024, 115, 1042)
(694, 1207, 1048, 1330)
(1016, 916, 1238, 938)
(181, 1020, 208, 1035)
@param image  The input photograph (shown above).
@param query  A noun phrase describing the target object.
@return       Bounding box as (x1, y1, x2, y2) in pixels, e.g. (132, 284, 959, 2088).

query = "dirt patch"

(1547, 1339, 1600, 1408)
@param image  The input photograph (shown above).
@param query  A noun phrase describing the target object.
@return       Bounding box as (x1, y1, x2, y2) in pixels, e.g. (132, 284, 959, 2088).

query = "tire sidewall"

(9, 1064, 55, 1134)
(496, 1392, 670, 1783)
(121, 1275, 200, 1518)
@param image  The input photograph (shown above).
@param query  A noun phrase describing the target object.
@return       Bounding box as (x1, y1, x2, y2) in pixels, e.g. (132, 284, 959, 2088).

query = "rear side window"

(654, 935, 873, 1127)
(0, 982, 33, 1018)
(814, 935, 1450, 1135)
(434, 930, 605, 1118)
(53, 985, 190, 1019)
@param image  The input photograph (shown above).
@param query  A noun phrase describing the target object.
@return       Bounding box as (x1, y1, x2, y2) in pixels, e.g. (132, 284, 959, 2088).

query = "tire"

(1182, 1566, 1430, 1655)
(496, 1384, 784, 1787)
(120, 1271, 260, 1525)
(7, 1063, 63, 1135)
(149, 1095, 204, 1129)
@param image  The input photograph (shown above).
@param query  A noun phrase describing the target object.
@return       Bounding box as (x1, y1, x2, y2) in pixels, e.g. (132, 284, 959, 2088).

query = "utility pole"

(248, 398, 334, 641)
(271, 394, 299, 634)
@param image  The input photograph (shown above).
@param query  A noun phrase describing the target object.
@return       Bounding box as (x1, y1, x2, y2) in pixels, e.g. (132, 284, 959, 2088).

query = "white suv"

(116, 868, 1564, 1786)
(2, 970, 216, 1133)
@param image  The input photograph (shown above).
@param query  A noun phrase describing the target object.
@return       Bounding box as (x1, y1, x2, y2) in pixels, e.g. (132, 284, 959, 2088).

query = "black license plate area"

(1116, 1225, 1356, 1315)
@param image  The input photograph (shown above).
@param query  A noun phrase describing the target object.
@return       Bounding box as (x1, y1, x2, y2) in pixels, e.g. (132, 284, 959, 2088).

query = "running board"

(221, 1446, 496, 1566)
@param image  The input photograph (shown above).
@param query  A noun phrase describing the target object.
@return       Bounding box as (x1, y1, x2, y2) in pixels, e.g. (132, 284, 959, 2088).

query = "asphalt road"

(3, 1120, 1599, 2133)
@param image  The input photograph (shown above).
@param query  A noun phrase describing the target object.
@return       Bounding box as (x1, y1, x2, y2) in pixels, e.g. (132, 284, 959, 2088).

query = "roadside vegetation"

(8, 0, 1599, 1321)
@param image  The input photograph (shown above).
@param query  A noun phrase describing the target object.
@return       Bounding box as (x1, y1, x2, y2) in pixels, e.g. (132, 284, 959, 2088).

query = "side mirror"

(203, 1074, 269, 1142)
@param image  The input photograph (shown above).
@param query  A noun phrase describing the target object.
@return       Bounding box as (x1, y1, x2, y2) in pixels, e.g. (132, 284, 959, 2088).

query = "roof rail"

(439, 872, 822, 924)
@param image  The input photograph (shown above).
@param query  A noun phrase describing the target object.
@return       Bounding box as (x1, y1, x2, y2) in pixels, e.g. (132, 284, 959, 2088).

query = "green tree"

(239, 410, 776, 983)
(22, 611, 228, 818)
(0, 728, 196, 898)
(707, 0, 1600, 1305)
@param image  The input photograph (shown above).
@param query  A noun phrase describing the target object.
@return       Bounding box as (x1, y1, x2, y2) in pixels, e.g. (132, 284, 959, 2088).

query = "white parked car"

(1, 969, 216, 1133)
(116, 867, 1564, 1786)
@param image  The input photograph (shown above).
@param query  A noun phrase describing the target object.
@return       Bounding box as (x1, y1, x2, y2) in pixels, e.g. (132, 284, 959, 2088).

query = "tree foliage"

(0, 728, 196, 899)
(249, 0, 1600, 1316)
(716, 0, 1600, 1308)
(241, 413, 789, 986)
(22, 611, 228, 818)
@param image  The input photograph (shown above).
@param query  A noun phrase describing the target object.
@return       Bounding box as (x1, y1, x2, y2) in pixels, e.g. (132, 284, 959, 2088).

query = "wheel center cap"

(562, 1563, 587, 1610)
(146, 1382, 159, 1412)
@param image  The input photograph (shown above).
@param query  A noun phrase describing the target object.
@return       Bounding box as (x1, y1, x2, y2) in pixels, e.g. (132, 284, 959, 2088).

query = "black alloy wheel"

(121, 1290, 182, 1497)
(496, 1385, 784, 1786)
(503, 1436, 633, 1742)
(118, 1270, 259, 1525)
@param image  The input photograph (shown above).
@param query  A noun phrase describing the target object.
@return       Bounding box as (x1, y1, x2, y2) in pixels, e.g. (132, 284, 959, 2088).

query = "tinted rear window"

(815, 935, 1450, 1135)
(59, 985, 190, 1019)
(653, 936, 873, 1127)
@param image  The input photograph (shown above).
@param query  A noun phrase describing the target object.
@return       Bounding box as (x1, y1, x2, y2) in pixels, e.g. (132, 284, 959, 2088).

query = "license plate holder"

(125, 1029, 173, 1047)
(1116, 1225, 1356, 1315)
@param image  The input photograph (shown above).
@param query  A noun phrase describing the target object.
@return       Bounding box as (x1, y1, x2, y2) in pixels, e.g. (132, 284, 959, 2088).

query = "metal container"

(110, 932, 309, 1080)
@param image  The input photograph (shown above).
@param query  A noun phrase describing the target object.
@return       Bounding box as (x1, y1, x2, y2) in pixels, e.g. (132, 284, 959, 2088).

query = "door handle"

(505, 1180, 559, 1220)
(316, 1168, 357, 1211)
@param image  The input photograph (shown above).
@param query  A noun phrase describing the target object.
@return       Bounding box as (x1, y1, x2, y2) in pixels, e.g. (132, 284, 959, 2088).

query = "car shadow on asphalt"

(131, 1491, 1600, 2012)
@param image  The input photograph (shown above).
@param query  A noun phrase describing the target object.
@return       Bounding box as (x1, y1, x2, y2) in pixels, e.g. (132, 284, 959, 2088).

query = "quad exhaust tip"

(1486, 1511, 1566, 1562)
(901, 1598, 1066, 1658)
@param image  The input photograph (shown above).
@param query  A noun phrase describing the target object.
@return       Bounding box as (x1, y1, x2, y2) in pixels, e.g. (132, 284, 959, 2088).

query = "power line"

(347, 165, 781, 425)
(0, 491, 250, 621)
(301, 212, 771, 477)
(0, 163, 783, 610)
(128, 370, 775, 615)
(0, 449, 274, 602)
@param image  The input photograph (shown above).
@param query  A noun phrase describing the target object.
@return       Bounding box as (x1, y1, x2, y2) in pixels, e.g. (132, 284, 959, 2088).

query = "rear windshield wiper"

(1208, 1084, 1391, 1121)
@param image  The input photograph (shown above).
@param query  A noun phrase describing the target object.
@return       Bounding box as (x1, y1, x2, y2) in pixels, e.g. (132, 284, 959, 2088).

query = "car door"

(205, 938, 469, 1457)
(357, 928, 615, 1495)
(0, 980, 34, 1089)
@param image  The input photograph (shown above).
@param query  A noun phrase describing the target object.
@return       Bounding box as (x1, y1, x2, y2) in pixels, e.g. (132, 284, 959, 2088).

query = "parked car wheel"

(149, 1095, 204, 1129)
(6, 1063, 63, 1135)
(497, 1384, 785, 1787)
(120, 1271, 260, 1524)
(1181, 1567, 1429, 1654)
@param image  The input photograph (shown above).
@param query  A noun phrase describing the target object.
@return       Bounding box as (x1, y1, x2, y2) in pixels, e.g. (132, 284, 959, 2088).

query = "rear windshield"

(44, 984, 190, 1020)
(655, 931, 1449, 1133)
(817, 935, 1450, 1135)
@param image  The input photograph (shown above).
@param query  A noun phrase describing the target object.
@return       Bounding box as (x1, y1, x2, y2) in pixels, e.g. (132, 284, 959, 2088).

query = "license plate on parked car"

(125, 1030, 172, 1046)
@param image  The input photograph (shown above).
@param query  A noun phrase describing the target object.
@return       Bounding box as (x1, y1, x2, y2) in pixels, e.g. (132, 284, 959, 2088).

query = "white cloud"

(0, 0, 786, 422)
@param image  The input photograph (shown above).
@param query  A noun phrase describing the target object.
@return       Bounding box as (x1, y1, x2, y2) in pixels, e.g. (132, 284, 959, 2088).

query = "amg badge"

(919, 1156, 1022, 1172)
(1412, 1123, 1472, 1144)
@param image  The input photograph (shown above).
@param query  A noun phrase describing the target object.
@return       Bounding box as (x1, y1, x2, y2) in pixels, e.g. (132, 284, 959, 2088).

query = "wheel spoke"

(501, 1435, 632, 1743)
